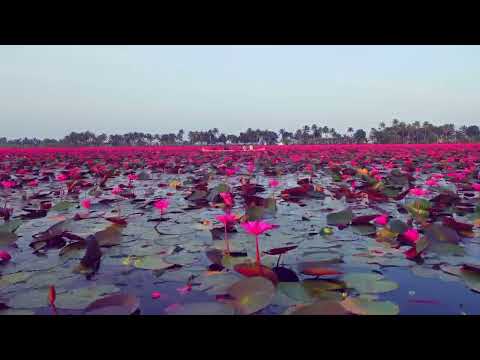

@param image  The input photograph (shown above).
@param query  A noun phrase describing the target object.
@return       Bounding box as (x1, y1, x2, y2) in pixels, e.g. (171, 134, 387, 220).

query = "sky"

(1, 45, 480, 139)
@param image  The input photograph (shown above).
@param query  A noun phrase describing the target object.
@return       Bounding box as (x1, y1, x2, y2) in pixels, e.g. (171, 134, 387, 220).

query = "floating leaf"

(342, 273, 398, 294)
(326, 208, 353, 226)
(341, 297, 399, 315)
(289, 301, 349, 315)
(51, 201, 74, 212)
(133, 255, 174, 270)
(55, 285, 120, 310)
(84, 293, 140, 315)
(227, 276, 275, 315)
(424, 224, 461, 244)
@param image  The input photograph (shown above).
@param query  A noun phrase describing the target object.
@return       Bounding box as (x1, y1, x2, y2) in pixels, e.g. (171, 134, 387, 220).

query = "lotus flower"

(0, 250, 11, 262)
(409, 188, 428, 196)
(247, 162, 255, 174)
(151, 291, 162, 299)
(472, 183, 480, 192)
(225, 168, 236, 177)
(128, 173, 138, 181)
(56, 174, 68, 181)
(425, 179, 438, 186)
(176, 284, 192, 295)
(374, 215, 388, 226)
(241, 220, 278, 264)
(112, 185, 122, 195)
(80, 198, 91, 210)
(403, 228, 420, 244)
(154, 199, 170, 215)
(269, 179, 280, 188)
(1, 180, 15, 188)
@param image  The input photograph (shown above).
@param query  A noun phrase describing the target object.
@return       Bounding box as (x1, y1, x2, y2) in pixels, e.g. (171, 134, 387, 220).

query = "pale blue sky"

(1, 45, 479, 139)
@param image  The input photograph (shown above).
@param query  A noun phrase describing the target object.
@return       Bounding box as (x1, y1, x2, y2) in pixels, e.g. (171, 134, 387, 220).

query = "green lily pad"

(227, 276, 276, 315)
(327, 208, 353, 226)
(132, 255, 174, 270)
(341, 297, 400, 315)
(342, 273, 398, 294)
(55, 285, 120, 310)
(352, 225, 377, 236)
(51, 201, 74, 212)
(288, 301, 349, 315)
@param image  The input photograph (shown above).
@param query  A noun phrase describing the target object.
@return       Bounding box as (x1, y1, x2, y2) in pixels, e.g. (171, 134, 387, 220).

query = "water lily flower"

(425, 179, 438, 186)
(403, 228, 420, 244)
(56, 174, 68, 181)
(1, 180, 15, 188)
(154, 199, 170, 215)
(247, 162, 255, 174)
(80, 198, 91, 209)
(111, 185, 122, 195)
(0, 250, 11, 262)
(269, 179, 280, 188)
(216, 213, 237, 254)
(409, 187, 428, 196)
(225, 168, 236, 177)
(128, 173, 138, 181)
(374, 214, 388, 226)
(241, 220, 278, 264)
(472, 183, 480, 192)
(151, 291, 162, 299)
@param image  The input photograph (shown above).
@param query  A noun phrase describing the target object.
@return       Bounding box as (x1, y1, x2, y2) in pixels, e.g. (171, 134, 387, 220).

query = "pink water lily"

(216, 213, 237, 255)
(56, 174, 68, 181)
(472, 183, 480, 191)
(1, 180, 15, 188)
(128, 173, 138, 181)
(225, 168, 236, 177)
(409, 187, 428, 196)
(0, 250, 11, 262)
(154, 199, 170, 215)
(247, 162, 255, 174)
(269, 179, 280, 188)
(374, 214, 388, 226)
(151, 291, 162, 299)
(425, 179, 438, 186)
(80, 198, 91, 209)
(403, 228, 420, 244)
(111, 185, 122, 195)
(241, 220, 278, 264)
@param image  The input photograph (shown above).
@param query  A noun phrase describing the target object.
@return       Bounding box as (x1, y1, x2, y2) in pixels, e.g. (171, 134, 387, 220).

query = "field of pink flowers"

(1, 143, 480, 315)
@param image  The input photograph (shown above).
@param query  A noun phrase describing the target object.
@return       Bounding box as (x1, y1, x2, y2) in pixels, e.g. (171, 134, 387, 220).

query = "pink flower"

(241, 220, 277, 236)
(374, 214, 388, 226)
(0, 250, 11, 262)
(220, 192, 233, 207)
(374, 174, 382, 182)
(176, 284, 192, 295)
(216, 213, 237, 225)
(409, 187, 428, 196)
(128, 174, 138, 181)
(425, 179, 438, 186)
(80, 198, 91, 209)
(28, 179, 39, 187)
(472, 183, 480, 192)
(403, 228, 420, 244)
(269, 179, 280, 188)
(225, 168, 236, 177)
(154, 199, 170, 213)
(151, 291, 162, 299)
(1, 180, 15, 188)
(56, 174, 68, 181)
(112, 185, 122, 195)
(247, 162, 255, 174)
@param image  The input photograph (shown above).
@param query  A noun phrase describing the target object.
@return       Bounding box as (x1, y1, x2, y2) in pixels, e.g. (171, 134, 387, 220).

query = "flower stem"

(224, 223, 230, 255)
(255, 235, 261, 264)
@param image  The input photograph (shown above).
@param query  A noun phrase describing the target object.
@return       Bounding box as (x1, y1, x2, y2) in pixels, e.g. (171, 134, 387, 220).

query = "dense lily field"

(2, 144, 480, 315)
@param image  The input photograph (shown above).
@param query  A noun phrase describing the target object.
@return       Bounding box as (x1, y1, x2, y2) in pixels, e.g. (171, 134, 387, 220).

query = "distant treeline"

(2, 120, 480, 147)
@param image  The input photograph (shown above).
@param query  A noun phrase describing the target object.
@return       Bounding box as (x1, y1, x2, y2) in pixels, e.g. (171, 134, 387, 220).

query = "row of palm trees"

(1, 120, 478, 147)
(369, 120, 480, 144)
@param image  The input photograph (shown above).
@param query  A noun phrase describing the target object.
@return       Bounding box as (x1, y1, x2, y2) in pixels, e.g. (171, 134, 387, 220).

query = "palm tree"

(347, 127, 354, 144)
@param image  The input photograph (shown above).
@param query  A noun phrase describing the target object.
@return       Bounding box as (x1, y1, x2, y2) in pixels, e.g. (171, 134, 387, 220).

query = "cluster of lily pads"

(1, 144, 480, 315)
